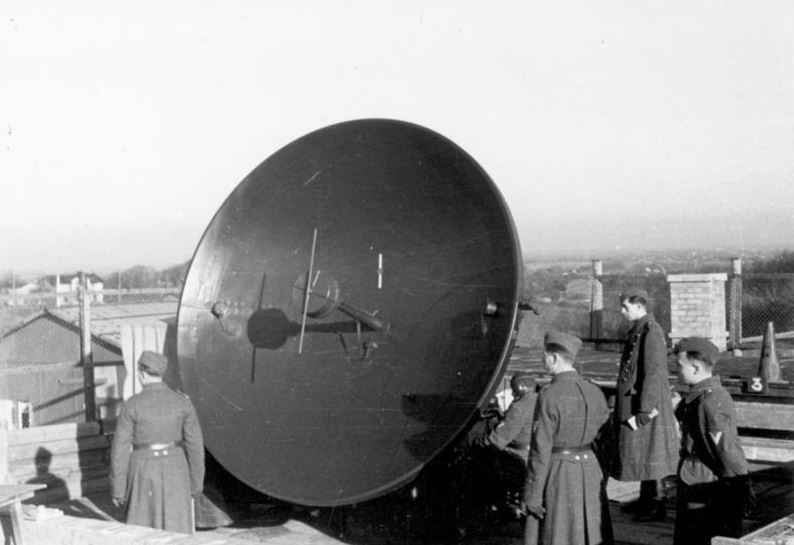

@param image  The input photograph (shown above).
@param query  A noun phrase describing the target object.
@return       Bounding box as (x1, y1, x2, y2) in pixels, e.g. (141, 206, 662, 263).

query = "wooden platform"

(18, 462, 787, 545)
(608, 464, 794, 545)
(17, 506, 345, 545)
(714, 513, 794, 544)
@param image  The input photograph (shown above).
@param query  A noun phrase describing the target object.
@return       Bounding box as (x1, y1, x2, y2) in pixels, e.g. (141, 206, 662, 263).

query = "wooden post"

(590, 259, 603, 349)
(55, 273, 61, 308)
(0, 423, 8, 484)
(728, 257, 743, 356)
(79, 273, 97, 422)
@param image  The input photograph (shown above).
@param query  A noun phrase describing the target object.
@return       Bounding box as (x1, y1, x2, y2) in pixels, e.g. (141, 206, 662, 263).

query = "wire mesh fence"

(597, 273, 670, 342)
(520, 267, 670, 347)
(741, 273, 794, 340)
(523, 261, 794, 350)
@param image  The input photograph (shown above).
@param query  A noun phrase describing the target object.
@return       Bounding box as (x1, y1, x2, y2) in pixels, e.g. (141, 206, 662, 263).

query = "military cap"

(675, 337, 720, 365)
(620, 287, 649, 302)
(510, 371, 536, 390)
(543, 331, 583, 359)
(138, 350, 168, 376)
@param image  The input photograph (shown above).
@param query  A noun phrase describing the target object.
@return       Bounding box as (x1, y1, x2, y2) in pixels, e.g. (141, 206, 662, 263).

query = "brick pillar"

(668, 273, 728, 351)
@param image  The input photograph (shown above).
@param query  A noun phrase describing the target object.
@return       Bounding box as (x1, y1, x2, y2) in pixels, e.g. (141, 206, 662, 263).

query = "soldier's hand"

(112, 497, 126, 508)
(526, 503, 545, 520)
(635, 412, 653, 427)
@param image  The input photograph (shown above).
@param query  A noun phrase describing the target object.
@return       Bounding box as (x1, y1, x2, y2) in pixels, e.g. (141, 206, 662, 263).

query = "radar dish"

(177, 119, 522, 506)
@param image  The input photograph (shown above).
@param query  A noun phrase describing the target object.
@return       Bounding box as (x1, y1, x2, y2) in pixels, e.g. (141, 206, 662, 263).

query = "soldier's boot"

(620, 480, 653, 513)
(633, 479, 667, 522)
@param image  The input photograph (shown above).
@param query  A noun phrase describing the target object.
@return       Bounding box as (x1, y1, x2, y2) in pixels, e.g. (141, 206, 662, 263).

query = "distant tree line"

(746, 250, 794, 273)
(523, 250, 794, 307)
(117, 260, 191, 290)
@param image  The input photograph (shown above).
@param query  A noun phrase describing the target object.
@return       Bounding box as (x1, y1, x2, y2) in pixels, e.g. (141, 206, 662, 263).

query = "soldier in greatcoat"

(612, 289, 678, 521)
(110, 351, 205, 533)
(672, 337, 749, 545)
(476, 372, 538, 511)
(523, 332, 613, 545)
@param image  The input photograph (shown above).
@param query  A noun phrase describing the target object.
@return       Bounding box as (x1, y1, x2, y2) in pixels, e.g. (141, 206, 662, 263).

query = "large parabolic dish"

(176, 119, 523, 506)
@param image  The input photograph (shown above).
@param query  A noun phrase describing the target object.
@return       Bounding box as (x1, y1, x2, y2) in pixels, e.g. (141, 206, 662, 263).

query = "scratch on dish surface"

(199, 376, 244, 411)
(407, 275, 503, 288)
(303, 169, 323, 186)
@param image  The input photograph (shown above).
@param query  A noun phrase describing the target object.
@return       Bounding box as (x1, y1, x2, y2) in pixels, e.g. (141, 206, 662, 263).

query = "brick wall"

(669, 273, 728, 351)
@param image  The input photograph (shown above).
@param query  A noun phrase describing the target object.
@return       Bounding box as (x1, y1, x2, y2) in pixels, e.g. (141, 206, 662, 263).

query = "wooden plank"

(711, 537, 742, 544)
(740, 437, 794, 463)
(7, 449, 107, 476)
(730, 513, 794, 544)
(0, 484, 47, 505)
(7, 461, 109, 485)
(8, 435, 109, 464)
(22, 514, 345, 545)
(24, 475, 110, 505)
(6, 468, 109, 488)
(736, 401, 794, 431)
(7, 422, 102, 445)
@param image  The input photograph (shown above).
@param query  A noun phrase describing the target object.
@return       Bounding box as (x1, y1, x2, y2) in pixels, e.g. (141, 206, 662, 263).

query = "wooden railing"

(734, 401, 794, 463)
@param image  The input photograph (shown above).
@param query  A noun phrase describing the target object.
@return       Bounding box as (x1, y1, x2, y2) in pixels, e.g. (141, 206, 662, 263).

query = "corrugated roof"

(47, 301, 178, 346)
(0, 310, 122, 354)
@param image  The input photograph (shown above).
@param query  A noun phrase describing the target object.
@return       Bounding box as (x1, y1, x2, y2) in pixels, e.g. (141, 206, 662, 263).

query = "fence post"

(728, 257, 743, 356)
(79, 273, 97, 422)
(590, 259, 603, 349)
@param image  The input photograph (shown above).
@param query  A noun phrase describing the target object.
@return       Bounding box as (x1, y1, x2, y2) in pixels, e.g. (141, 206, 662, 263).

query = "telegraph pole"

(79, 272, 97, 422)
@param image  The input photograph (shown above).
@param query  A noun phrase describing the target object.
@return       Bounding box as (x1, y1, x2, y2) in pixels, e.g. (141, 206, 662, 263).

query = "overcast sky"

(1, 1, 792, 274)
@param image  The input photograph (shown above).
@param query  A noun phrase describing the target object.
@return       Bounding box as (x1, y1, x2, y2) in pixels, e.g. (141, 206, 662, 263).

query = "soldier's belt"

(551, 444, 591, 454)
(133, 441, 183, 451)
